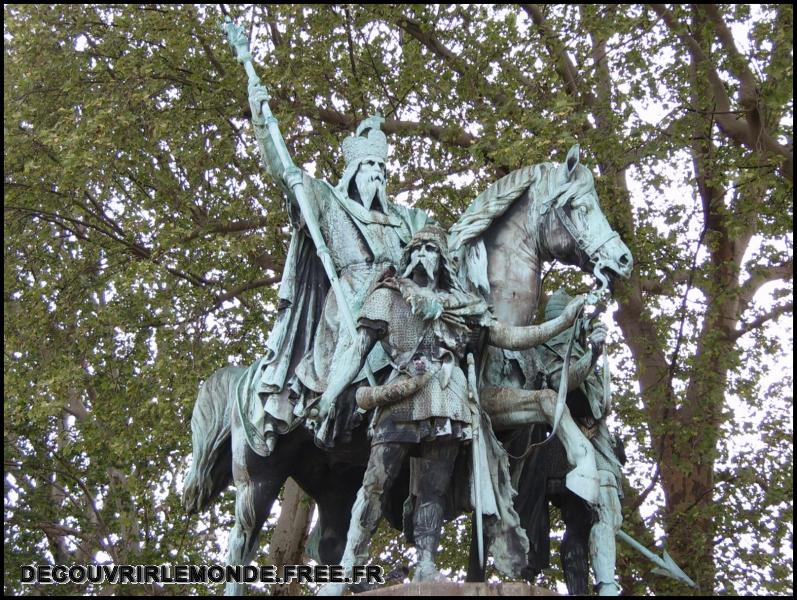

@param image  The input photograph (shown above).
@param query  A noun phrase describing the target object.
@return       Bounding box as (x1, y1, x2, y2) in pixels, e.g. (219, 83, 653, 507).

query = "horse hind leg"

(225, 474, 283, 596)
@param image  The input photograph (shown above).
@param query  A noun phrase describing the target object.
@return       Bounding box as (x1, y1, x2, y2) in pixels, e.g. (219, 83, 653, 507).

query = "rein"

(508, 296, 612, 462)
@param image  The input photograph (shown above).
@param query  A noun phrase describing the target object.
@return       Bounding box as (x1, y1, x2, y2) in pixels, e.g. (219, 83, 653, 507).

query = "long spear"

(223, 17, 376, 388)
(617, 530, 697, 588)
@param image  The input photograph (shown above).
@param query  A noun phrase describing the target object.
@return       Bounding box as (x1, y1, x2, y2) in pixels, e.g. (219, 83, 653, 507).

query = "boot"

(595, 580, 622, 596)
(412, 501, 445, 583)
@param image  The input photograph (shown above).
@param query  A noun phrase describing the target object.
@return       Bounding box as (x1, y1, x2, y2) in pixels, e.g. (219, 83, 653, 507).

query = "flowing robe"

(237, 172, 428, 454)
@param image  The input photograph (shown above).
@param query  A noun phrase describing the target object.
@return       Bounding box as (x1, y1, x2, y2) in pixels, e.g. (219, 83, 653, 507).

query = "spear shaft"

(224, 17, 376, 387)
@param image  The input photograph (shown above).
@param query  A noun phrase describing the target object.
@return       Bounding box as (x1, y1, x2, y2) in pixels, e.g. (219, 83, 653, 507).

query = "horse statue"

(183, 144, 632, 595)
(448, 144, 632, 593)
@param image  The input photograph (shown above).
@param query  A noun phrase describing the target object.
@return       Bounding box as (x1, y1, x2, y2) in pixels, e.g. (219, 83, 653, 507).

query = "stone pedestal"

(356, 581, 558, 596)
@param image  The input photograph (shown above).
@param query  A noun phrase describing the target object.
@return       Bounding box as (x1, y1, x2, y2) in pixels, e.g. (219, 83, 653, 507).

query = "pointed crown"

(342, 115, 388, 167)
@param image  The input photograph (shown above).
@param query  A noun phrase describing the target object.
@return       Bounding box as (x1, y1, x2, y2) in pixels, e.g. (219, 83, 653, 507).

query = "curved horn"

(355, 367, 438, 411)
(479, 386, 550, 430)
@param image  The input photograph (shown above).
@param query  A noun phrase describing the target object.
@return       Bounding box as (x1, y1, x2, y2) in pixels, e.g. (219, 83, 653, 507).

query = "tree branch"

(732, 301, 793, 341)
(738, 258, 794, 312)
(640, 270, 695, 295)
(181, 216, 272, 243)
(627, 466, 661, 514)
(186, 5, 226, 77)
(268, 92, 480, 148)
(760, 5, 794, 129)
(5, 204, 214, 289)
(391, 12, 514, 110)
(651, 4, 793, 181)
(697, 5, 758, 108)
(522, 4, 595, 105)
(211, 277, 278, 310)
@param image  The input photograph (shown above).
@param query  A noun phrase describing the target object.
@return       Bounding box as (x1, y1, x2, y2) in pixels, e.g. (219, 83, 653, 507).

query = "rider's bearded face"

(402, 242, 441, 286)
(355, 159, 387, 211)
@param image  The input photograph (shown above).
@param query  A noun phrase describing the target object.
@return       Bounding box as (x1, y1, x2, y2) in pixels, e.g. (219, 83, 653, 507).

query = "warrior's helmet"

(400, 225, 461, 291)
(337, 116, 389, 211)
(544, 289, 573, 320)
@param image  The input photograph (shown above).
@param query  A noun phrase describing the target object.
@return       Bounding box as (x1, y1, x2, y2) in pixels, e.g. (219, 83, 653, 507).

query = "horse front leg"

(315, 498, 356, 565)
(589, 472, 623, 595)
(294, 464, 363, 565)
(226, 434, 286, 595)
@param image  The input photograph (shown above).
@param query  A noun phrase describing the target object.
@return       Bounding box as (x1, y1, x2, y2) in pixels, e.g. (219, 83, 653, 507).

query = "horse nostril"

(619, 254, 630, 266)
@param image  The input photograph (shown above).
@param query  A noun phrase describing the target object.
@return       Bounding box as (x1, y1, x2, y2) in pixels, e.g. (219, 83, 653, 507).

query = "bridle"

(551, 199, 619, 292)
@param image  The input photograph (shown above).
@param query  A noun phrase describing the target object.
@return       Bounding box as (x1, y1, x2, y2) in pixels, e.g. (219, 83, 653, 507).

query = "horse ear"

(565, 144, 580, 178)
(557, 144, 581, 187)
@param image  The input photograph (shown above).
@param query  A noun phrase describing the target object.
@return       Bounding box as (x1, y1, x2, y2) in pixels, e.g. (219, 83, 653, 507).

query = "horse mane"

(448, 163, 553, 295)
(448, 157, 598, 296)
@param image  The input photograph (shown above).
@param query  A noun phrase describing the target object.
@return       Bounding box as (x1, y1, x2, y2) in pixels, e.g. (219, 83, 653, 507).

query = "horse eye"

(571, 200, 588, 213)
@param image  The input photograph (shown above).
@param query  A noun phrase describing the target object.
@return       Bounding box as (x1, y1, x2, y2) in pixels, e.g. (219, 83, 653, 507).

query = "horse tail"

(183, 366, 244, 514)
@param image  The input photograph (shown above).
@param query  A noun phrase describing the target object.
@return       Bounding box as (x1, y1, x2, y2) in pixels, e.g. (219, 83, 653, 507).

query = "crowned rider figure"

(241, 81, 430, 455)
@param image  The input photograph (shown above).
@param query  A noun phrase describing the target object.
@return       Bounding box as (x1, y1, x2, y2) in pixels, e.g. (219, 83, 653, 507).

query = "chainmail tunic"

(358, 285, 474, 444)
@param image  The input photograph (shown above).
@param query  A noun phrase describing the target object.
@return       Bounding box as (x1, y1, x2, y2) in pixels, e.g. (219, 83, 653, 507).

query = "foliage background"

(4, 4, 792, 595)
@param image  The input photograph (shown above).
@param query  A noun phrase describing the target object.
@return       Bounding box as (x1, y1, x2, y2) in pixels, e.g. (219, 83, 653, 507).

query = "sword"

(224, 17, 376, 388)
(617, 530, 697, 588)
(466, 353, 484, 567)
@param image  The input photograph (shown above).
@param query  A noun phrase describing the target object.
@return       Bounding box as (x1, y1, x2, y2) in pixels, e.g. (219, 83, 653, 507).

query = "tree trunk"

(269, 478, 315, 596)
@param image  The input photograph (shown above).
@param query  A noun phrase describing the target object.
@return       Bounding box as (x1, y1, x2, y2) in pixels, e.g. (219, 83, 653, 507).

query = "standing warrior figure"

(315, 226, 586, 594)
(244, 80, 430, 454)
(538, 289, 625, 596)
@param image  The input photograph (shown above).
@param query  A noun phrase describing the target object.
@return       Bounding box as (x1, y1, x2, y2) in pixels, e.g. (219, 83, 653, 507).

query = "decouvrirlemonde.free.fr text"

(21, 564, 384, 585)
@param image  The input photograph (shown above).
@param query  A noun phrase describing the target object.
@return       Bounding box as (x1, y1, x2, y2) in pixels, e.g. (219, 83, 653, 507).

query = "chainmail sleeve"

(357, 287, 393, 340)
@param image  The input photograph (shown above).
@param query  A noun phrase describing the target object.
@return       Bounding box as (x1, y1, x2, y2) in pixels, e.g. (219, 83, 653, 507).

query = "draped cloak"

(236, 173, 429, 455)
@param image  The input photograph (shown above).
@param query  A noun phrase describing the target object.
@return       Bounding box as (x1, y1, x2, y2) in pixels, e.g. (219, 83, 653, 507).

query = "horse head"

(535, 145, 633, 290)
(449, 146, 633, 323)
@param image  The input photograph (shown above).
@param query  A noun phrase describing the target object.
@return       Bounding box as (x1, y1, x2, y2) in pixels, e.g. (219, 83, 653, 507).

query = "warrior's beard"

(399, 253, 443, 318)
(402, 253, 440, 289)
(398, 274, 444, 322)
(355, 172, 388, 211)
